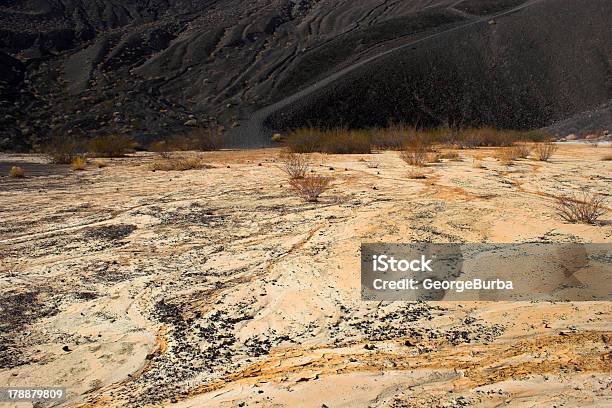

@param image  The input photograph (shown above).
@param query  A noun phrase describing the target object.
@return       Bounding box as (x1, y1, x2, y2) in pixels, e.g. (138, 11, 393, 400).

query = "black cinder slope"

(0, 0, 610, 149)
(262, 0, 611, 140)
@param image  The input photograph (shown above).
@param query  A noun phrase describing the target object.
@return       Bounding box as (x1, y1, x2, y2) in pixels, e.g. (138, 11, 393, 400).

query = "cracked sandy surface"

(0, 145, 610, 407)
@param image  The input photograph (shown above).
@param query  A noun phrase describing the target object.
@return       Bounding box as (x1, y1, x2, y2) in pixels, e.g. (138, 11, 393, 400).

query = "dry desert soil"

(0, 144, 611, 407)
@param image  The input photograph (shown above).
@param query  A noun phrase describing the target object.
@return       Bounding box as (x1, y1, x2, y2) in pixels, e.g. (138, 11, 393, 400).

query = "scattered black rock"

(0, 290, 59, 368)
(74, 291, 99, 301)
(84, 224, 136, 241)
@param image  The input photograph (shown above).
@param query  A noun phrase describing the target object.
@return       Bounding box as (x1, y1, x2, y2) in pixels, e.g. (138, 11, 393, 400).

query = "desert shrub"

(184, 127, 224, 151)
(71, 156, 87, 171)
(419, 124, 460, 145)
(554, 190, 606, 224)
(511, 142, 531, 159)
(453, 128, 550, 147)
(495, 147, 519, 165)
(148, 140, 171, 157)
(373, 125, 447, 147)
(150, 156, 212, 171)
(455, 127, 489, 148)
(371, 124, 415, 150)
(482, 128, 517, 147)
(467, 128, 520, 147)
(472, 154, 485, 168)
(94, 159, 108, 168)
(88, 134, 136, 157)
(9, 166, 24, 178)
(286, 127, 371, 154)
(439, 151, 461, 161)
(407, 167, 427, 179)
(284, 128, 323, 153)
(533, 142, 558, 161)
(496, 143, 530, 164)
(521, 129, 553, 143)
(271, 133, 283, 143)
(289, 175, 333, 202)
(399, 135, 431, 167)
(42, 136, 85, 164)
(279, 151, 309, 179)
(151, 127, 224, 152)
(324, 129, 371, 154)
(410, 125, 478, 147)
(426, 153, 441, 163)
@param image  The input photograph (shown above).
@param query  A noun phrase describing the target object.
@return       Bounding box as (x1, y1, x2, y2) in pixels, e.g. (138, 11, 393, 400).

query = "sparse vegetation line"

(283, 126, 553, 154)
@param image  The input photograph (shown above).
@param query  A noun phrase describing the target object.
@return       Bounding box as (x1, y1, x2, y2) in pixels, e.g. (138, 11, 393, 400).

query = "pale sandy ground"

(0, 145, 610, 408)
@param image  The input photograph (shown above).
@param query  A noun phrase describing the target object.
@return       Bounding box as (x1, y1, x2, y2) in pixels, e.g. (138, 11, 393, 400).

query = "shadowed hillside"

(266, 0, 611, 133)
(0, 0, 610, 150)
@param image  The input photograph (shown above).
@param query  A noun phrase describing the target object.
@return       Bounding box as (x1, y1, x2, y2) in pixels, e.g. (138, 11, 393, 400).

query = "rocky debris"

(160, 206, 228, 226)
(0, 290, 60, 368)
(127, 298, 258, 404)
(84, 224, 136, 241)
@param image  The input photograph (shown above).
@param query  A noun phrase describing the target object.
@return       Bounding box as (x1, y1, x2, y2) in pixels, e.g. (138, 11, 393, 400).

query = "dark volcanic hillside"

(0, 0, 610, 150)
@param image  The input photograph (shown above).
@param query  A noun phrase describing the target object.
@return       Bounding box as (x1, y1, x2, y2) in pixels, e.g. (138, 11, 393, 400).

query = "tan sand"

(0, 145, 610, 407)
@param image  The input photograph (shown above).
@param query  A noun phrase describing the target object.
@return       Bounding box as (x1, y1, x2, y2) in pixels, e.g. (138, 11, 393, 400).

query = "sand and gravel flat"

(0, 145, 610, 407)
